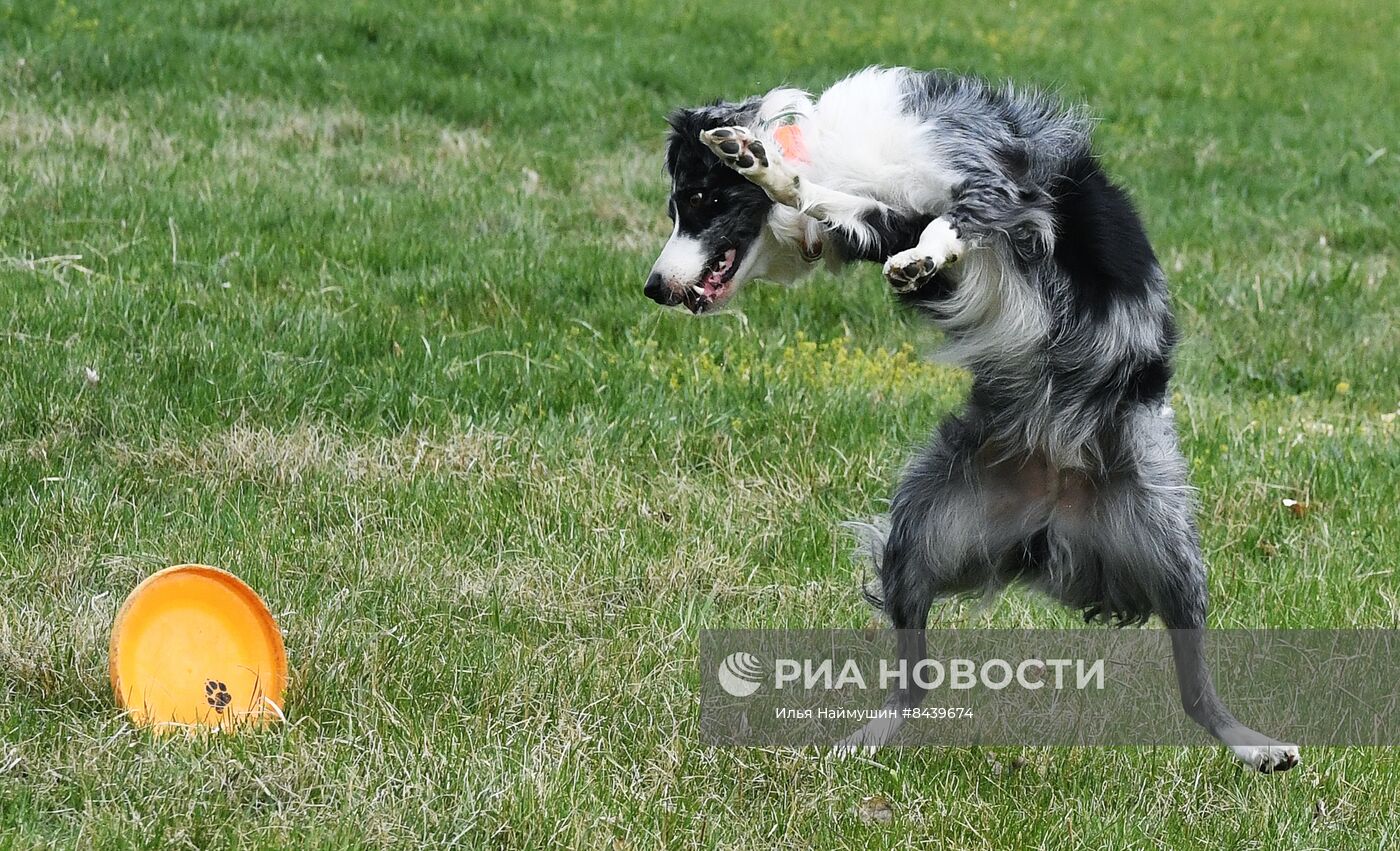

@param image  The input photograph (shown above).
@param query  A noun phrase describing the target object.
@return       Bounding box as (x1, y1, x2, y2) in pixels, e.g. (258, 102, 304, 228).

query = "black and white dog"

(645, 67, 1299, 772)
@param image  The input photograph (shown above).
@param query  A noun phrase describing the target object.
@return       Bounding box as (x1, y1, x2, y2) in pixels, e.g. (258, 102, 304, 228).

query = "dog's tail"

(842, 516, 890, 612)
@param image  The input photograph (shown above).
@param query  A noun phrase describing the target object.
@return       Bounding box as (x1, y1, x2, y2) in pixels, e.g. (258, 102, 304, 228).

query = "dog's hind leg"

(834, 416, 1033, 757)
(1148, 541, 1300, 771)
(1167, 626, 1299, 772)
(1095, 409, 1300, 772)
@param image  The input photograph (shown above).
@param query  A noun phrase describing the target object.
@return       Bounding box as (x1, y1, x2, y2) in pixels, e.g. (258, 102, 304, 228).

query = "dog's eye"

(688, 191, 705, 208)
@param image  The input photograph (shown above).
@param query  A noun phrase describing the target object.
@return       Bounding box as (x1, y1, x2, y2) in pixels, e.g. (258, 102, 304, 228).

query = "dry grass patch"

(0, 590, 113, 703)
(437, 127, 492, 161)
(0, 104, 178, 162)
(133, 422, 518, 485)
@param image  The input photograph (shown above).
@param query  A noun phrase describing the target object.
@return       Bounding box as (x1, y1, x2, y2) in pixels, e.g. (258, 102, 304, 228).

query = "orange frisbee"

(109, 564, 287, 731)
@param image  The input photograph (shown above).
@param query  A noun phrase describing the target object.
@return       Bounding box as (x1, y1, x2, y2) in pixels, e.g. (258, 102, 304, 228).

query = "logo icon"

(204, 679, 232, 713)
(717, 651, 764, 697)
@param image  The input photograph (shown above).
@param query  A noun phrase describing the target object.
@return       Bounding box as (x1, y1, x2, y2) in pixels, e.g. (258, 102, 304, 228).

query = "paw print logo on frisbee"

(204, 680, 232, 713)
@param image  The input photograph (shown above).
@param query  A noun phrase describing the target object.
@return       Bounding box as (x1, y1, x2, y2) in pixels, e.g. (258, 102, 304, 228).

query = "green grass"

(1, 0, 1397, 846)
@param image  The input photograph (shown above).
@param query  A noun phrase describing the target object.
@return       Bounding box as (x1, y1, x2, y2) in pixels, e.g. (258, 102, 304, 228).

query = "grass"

(0, 0, 1397, 846)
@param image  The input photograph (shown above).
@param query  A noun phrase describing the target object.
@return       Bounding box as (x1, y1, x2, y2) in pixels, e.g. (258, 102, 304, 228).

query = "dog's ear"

(664, 100, 761, 176)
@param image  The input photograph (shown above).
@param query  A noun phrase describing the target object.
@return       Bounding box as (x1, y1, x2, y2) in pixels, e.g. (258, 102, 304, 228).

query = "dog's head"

(644, 101, 775, 314)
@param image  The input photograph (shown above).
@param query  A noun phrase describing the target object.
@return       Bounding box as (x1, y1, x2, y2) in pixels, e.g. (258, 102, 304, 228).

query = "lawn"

(1, 0, 1397, 847)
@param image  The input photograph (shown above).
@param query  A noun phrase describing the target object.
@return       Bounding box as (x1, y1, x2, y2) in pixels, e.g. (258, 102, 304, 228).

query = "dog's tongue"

(702, 248, 737, 295)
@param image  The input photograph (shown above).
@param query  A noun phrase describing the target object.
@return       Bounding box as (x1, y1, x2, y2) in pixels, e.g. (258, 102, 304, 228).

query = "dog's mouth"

(684, 247, 741, 314)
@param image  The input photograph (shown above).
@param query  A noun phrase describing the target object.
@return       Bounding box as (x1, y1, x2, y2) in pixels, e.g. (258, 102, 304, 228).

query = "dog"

(645, 67, 1298, 772)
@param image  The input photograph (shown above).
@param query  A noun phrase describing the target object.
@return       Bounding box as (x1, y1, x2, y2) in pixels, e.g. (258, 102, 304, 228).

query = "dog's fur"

(647, 67, 1298, 772)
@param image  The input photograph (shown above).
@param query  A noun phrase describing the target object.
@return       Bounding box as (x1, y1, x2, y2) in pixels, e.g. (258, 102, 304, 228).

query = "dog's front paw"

(882, 220, 964, 293)
(700, 126, 770, 172)
(883, 251, 945, 293)
(700, 126, 799, 206)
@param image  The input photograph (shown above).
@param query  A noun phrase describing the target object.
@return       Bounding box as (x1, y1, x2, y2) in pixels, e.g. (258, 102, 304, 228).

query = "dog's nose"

(644, 272, 681, 306)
